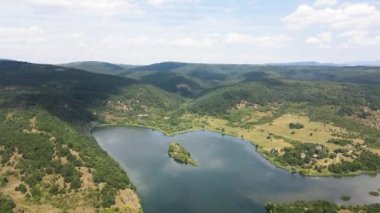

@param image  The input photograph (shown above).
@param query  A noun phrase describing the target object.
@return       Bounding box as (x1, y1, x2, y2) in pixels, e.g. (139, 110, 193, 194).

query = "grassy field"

(204, 113, 375, 176)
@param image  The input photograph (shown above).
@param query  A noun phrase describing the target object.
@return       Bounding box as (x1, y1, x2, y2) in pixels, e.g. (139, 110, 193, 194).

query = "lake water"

(92, 126, 380, 213)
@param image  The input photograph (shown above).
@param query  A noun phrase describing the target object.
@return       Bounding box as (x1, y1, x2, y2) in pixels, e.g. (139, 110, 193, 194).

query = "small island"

(168, 142, 197, 166)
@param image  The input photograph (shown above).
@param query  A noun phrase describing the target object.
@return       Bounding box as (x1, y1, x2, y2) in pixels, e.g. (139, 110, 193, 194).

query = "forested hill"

(0, 60, 144, 212)
(60, 61, 133, 75)
(0, 60, 137, 123)
(119, 61, 380, 97)
(119, 61, 380, 85)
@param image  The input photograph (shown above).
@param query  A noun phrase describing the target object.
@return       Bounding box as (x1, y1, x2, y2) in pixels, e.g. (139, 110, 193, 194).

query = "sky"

(0, 0, 380, 64)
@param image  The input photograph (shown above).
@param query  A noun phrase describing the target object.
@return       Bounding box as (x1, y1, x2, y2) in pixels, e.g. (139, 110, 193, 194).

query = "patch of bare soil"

(114, 188, 141, 212)
(78, 167, 96, 189)
(350, 108, 380, 130)
(338, 210, 354, 213)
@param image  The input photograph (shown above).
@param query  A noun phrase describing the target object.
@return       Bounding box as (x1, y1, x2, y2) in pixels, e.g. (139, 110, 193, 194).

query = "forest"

(265, 200, 380, 213)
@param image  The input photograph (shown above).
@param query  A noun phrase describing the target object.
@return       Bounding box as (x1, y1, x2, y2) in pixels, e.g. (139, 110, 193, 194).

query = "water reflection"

(93, 126, 380, 213)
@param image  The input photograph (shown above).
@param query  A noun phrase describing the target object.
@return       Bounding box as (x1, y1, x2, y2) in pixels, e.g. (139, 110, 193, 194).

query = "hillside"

(67, 61, 380, 98)
(120, 62, 258, 96)
(120, 62, 380, 97)
(0, 60, 147, 212)
(61, 61, 133, 75)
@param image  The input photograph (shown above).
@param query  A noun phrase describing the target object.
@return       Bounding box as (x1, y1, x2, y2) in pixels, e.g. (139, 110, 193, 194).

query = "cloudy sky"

(1, 0, 380, 64)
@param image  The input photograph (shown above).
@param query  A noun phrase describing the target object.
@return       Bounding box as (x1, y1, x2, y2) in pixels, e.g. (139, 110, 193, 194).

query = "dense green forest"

(1, 59, 380, 211)
(265, 200, 380, 213)
(61, 61, 134, 75)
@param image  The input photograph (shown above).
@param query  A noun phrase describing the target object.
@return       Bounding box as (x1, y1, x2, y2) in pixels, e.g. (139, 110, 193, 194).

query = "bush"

(327, 139, 353, 146)
(0, 195, 15, 213)
(24, 171, 43, 187)
(100, 184, 116, 208)
(0, 177, 8, 187)
(30, 186, 41, 199)
(289, 123, 304, 129)
(70, 177, 81, 189)
(369, 191, 379, 197)
(15, 184, 27, 194)
(49, 184, 59, 195)
(340, 195, 351, 201)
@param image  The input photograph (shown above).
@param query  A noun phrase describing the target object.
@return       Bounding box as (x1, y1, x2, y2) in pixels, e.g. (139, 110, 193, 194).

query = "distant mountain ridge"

(267, 61, 380, 67)
(62, 60, 380, 77)
(60, 61, 134, 75)
(266, 61, 339, 66)
(343, 61, 380, 67)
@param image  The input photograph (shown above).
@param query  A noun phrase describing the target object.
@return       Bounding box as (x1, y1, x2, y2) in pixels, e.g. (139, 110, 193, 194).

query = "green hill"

(120, 62, 380, 106)
(0, 60, 138, 123)
(61, 61, 134, 75)
(0, 60, 146, 212)
(190, 81, 380, 115)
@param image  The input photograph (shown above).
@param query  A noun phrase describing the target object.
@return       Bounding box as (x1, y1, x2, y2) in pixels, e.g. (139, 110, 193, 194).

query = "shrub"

(369, 191, 379, 197)
(16, 184, 27, 194)
(30, 186, 41, 199)
(340, 195, 351, 201)
(70, 177, 81, 189)
(0, 177, 8, 187)
(0, 195, 15, 213)
(289, 123, 304, 129)
(49, 184, 59, 195)
(327, 139, 353, 146)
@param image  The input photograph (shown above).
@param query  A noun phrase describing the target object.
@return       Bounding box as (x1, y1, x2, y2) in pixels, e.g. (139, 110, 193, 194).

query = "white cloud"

(23, 0, 71, 8)
(100, 35, 167, 47)
(313, 0, 337, 7)
(0, 25, 88, 61)
(0, 26, 86, 48)
(101, 33, 286, 49)
(20, 0, 199, 9)
(338, 31, 380, 48)
(0, 26, 45, 47)
(339, 30, 368, 38)
(224, 33, 290, 48)
(284, 3, 380, 31)
(146, 0, 199, 6)
(170, 36, 216, 47)
(306, 32, 332, 48)
(17, 0, 141, 15)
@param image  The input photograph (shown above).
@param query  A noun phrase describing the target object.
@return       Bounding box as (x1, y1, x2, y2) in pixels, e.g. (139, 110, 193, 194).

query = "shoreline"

(93, 123, 380, 178)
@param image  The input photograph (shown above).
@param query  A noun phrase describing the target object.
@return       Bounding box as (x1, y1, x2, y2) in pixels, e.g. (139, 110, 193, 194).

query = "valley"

(0, 60, 380, 212)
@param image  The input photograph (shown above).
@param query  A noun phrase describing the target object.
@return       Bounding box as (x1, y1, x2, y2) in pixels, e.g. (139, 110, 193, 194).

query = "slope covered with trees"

(0, 60, 143, 212)
(265, 200, 380, 213)
(61, 61, 133, 75)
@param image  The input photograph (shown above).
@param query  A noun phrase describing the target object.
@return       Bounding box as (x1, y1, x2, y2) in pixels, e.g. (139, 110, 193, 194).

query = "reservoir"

(92, 126, 380, 213)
